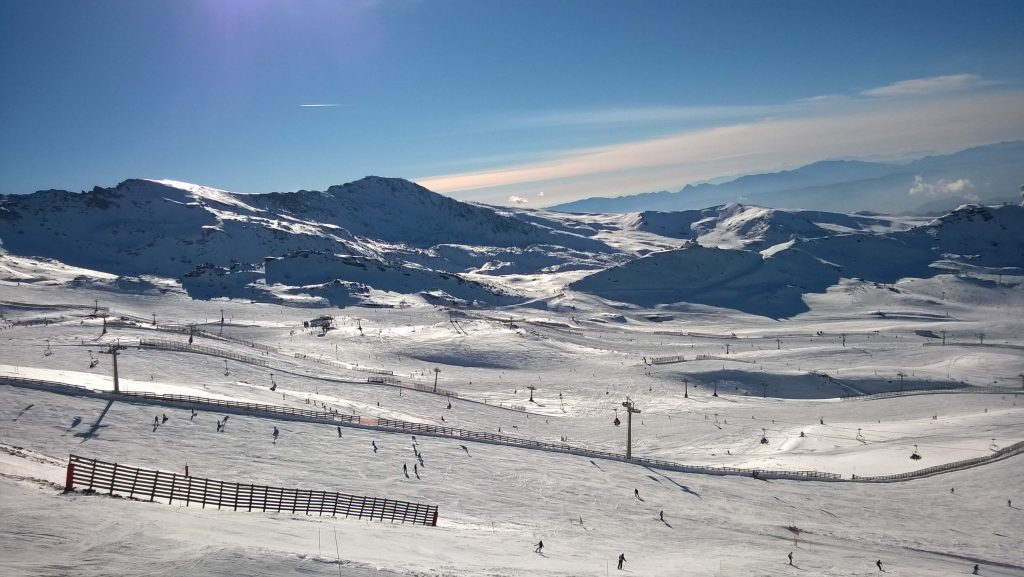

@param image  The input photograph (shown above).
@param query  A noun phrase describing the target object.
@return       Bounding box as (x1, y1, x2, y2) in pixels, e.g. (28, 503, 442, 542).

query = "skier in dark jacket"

(788, 552, 793, 565)
(876, 559, 883, 571)
(272, 426, 279, 443)
(617, 553, 626, 570)
(534, 540, 543, 553)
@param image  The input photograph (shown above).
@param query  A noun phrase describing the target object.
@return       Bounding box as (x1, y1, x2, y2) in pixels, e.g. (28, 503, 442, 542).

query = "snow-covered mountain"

(0, 177, 619, 306)
(1, 176, 1020, 317)
(550, 141, 1024, 214)
(571, 203, 1024, 317)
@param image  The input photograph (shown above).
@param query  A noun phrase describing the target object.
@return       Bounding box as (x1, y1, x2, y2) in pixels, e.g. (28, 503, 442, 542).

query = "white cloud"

(861, 74, 986, 98)
(507, 195, 529, 204)
(507, 104, 785, 128)
(908, 176, 977, 199)
(537, 191, 545, 197)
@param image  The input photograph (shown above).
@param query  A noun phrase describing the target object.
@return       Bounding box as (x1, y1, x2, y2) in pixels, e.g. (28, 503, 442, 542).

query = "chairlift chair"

(910, 444, 921, 460)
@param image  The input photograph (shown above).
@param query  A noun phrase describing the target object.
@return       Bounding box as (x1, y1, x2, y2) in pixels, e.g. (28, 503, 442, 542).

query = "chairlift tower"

(621, 397, 641, 459)
(527, 385, 537, 402)
(99, 341, 128, 393)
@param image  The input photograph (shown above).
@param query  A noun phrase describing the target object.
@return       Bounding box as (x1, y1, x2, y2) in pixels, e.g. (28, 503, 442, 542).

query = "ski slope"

(1, 266, 1022, 576)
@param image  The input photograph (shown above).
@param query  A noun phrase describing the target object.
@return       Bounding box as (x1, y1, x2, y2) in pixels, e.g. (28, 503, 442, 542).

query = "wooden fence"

(140, 338, 269, 367)
(694, 354, 755, 364)
(841, 387, 1020, 401)
(370, 418, 842, 482)
(648, 354, 686, 365)
(294, 353, 393, 375)
(115, 390, 358, 423)
(293, 352, 461, 398)
(3, 376, 837, 482)
(851, 440, 1024, 482)
(65, 455, 438, 526)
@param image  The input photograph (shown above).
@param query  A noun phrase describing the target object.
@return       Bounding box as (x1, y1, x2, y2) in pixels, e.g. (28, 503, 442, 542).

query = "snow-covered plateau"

(0, 177, 1022, 576)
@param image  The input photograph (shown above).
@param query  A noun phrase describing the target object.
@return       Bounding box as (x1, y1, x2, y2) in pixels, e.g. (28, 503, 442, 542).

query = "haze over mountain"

(550, 141, 1024, 215)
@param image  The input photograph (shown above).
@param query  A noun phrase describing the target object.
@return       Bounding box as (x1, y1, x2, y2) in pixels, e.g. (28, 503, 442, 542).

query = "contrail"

(300, 103, 341, 108)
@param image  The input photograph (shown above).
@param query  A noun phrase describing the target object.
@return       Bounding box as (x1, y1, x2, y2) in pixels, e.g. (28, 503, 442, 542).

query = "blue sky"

(1, 0, 1023, 206)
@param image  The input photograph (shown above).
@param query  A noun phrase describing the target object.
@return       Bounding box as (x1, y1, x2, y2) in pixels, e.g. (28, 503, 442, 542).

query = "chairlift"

(613, 408, 621, 427)
(43, 340, 53, 357)
(759, 428, 769, 445)
(910, 444, 921, 460)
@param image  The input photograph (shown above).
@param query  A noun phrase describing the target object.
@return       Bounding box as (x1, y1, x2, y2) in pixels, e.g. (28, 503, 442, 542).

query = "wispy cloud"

(415, 87, 1024, 206)
(861, 74, 988, 98)
(507, 195, 529, 204)
(507, 104, 785, 129)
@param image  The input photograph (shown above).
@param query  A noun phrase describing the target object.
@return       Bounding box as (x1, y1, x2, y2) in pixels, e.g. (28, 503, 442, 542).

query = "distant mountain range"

(550, 141, 1024, 214)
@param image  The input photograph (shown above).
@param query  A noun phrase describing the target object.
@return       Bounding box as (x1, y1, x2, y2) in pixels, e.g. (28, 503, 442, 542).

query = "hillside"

(570, 203, 1024, 317)
(0, 178, 617, 306)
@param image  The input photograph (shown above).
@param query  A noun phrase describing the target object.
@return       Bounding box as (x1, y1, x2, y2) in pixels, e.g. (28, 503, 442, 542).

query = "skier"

(617, 553, 626, 570)
(534, 540, 543, 553)
(161, 414, 168, 424)
(876, 559, 883, 571)
(403, 463, 408, 476)
(973, 564, 980, 575)
(634, 488, 640, 499)
(190, 409, 197, 421)
(659, 510, 664, 522)
(216, 420, 224, 432)
(951, 487, 955, 494)
(337, 426, 343, 438)
(788, 552, 793, 565)
(272, 427, 279, 443)
(372, 441, 378, 453)
(154, 416, 160, 427)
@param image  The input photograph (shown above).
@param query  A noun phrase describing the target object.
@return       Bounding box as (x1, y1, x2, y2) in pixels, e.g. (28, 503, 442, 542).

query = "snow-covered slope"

(570, 203, 1024, 317)
(0, 178, 618, 305)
